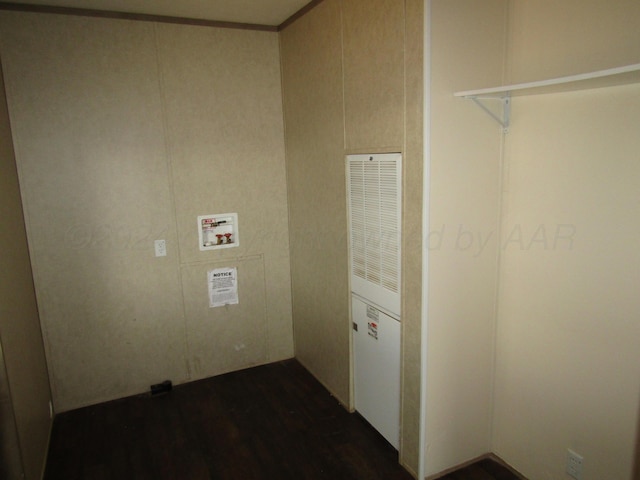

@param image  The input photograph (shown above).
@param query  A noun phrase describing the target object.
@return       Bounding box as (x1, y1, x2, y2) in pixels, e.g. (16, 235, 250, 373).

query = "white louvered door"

(347, 153, 401, 316)
(348, 153, 402, 450)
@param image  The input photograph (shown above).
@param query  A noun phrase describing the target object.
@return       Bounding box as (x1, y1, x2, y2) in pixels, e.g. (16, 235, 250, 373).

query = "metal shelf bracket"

(468, 95, 511, 133)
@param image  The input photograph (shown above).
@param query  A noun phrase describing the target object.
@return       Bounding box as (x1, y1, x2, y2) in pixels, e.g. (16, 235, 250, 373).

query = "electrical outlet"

(566, 449, 583, 480)
(154, 239, 166, 257)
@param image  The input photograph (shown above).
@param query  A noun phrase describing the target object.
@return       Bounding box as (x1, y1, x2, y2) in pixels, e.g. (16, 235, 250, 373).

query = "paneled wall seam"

(339, 0, 347, 151)
(338, 0, 351, 411)
(276, 32, 298, 360)
(0, 58, 27, 478)
(151, 22, 192, 380)
(260, 254, 271, 360)
(419, 2, 431, 477)
(0, 335, 24, 476)
(0, 46, 53, 478)
(0, 37, 59, 407)
(399, 0, 408, 465)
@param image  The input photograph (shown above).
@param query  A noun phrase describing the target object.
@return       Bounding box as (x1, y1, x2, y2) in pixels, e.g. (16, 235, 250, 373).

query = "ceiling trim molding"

(278, 0, 324, 31)
(0, 1, 279, 31)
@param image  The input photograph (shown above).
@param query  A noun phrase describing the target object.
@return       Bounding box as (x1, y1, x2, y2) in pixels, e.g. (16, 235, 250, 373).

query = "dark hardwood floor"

(437, 458, 522, 480)
(44, 359, 520, 480)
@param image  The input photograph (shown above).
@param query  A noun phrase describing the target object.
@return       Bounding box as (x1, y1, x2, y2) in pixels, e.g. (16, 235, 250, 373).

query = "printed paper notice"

(208, 267, 238, 308)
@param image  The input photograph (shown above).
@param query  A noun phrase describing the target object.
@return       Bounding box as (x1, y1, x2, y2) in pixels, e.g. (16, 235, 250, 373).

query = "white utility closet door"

(352, 296, 401, 449)
(347, 153, 402, 316)
(347, 153, 402, 449)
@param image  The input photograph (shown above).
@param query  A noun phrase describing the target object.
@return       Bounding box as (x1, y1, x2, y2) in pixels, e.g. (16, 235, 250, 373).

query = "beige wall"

(280, 0, 350, 402)
(491, 2, 640, 479)
(0, 12, 292, 412)
(427, 0, 507, 475)
(0, 58, 52, 479)
(342, 0, 404, 152)
(280, 0, 423, 475)
(401, 0, 425, 472)
(506, 0, 640, 83)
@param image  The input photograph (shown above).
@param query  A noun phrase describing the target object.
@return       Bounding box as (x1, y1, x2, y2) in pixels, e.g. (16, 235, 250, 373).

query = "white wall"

(493, 83, 640, 480)
(426, 0, 507, 475)
(492, 2, 640, 479)
(426, 1, 640, 479)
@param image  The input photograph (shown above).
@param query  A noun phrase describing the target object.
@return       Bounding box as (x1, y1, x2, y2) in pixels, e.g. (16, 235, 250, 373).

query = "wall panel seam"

(151, 22, 192, 381)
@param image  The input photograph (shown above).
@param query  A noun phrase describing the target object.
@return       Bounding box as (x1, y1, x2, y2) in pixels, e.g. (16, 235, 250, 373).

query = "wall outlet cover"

(566, 449, 584, 480)
(154, 239, 167, 257)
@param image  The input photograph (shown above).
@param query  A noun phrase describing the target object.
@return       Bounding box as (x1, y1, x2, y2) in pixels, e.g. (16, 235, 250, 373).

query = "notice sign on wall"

(208, 267, 238, 308)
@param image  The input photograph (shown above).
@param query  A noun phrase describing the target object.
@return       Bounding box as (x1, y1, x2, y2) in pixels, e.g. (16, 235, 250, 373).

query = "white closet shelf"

(454, 63, 640, 98)
(453, 63, 640, 131)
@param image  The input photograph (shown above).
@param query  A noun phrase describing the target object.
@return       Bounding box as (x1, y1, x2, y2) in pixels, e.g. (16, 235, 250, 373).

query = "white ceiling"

(5, 0, 313, 26)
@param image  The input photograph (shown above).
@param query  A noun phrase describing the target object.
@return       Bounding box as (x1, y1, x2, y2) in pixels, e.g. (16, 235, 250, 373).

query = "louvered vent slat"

(347, 154, 401, 315)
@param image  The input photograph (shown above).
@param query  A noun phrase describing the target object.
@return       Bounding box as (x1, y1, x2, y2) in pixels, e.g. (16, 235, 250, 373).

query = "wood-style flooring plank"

(44, 359, 519, 480)
(44, 360, 412, 480)
(438, 457, 522, 480)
